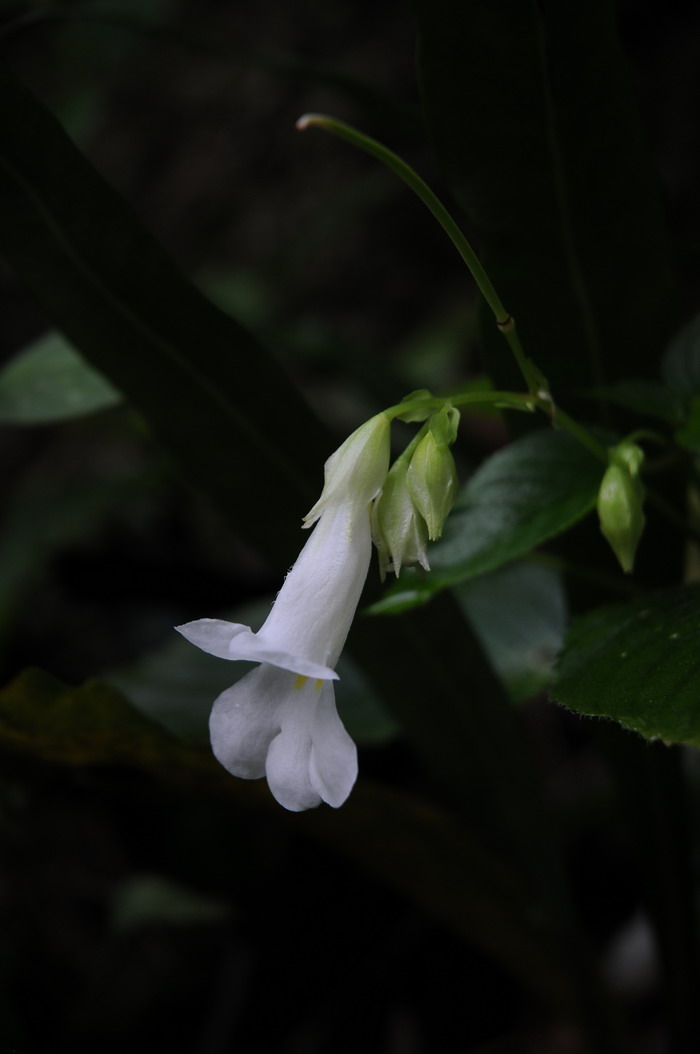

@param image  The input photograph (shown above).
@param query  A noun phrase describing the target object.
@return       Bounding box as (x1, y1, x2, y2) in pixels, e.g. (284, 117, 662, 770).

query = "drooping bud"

(597, 440, 645, 573)
(371, 459, 430, 580)
(303, 412, 391, 527)
(405, 408, 459, 541)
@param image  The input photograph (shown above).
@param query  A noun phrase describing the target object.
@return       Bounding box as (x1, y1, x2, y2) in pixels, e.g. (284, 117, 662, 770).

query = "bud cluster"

(300, 400, 460, 580)
(372, 406, 460, 579)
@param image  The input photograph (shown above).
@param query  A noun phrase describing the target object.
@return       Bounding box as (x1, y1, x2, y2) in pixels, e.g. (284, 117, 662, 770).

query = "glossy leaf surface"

(456, 560, 567, 702)
(553, 585, 700, 745)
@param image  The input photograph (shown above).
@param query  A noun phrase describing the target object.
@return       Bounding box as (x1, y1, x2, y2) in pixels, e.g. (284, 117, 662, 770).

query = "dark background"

(2, 1, 700, 1051)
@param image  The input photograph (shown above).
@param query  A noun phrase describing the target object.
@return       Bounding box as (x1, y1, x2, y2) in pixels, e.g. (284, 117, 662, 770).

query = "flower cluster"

(177, 406, 458, 811)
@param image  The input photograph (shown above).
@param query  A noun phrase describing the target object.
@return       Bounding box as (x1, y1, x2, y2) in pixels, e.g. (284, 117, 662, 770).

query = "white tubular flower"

(176, 413, 390, 812)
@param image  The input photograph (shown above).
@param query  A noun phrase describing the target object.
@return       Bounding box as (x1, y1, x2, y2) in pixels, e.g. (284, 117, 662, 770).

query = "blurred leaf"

(0, 331, 121, 423)
(416, 0, 674, 395)
(107, 598, 398, 746)
(0, 65, 329, 570)
(0, 667, 208, 772)
(112, 875, 229, 931)
(456, 560, 567, 702)
(369, 430, 603, 613)
(0, 666, 566, 1004)
(588, 380, 684, 426)
(674, 396, 700, 451)
(552, 585, 700, 745)
(0, 455, 157, 645)
(662, 311, 700, 394)
(393, 305, 480, 392)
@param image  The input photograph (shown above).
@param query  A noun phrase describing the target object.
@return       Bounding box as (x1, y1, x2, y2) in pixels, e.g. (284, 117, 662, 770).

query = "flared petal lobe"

(210, 668, 357, 811)
(208, 664, 284, 779)
(175, 618, 338, 680)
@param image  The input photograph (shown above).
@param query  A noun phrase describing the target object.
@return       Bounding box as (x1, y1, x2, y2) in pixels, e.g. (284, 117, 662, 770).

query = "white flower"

(176, 414, 390, 812)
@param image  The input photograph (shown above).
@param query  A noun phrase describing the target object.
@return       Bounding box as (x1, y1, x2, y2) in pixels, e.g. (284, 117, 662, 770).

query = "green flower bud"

(405, 409, 459, 541)
(597, 441, 646, 574)
(371, 459, 430, 580)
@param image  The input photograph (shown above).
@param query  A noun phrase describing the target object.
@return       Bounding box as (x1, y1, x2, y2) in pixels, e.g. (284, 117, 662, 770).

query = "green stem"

(385, 389, 537, 420)
(296, 113, 511, 326)
(298, 112, 615, 469)
(554, 407, 608, 462)
(391, 419, 431, 467)
(626, 428, 671, 448)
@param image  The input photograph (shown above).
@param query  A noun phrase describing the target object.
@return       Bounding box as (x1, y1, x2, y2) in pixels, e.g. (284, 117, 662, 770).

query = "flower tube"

(177, 413, 389, 811)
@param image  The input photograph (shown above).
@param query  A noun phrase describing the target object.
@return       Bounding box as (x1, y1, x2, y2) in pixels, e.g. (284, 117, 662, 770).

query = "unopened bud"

(597, 442, 645, 573)
(405, 410, 459, 541)
(371, 460, 430, 580)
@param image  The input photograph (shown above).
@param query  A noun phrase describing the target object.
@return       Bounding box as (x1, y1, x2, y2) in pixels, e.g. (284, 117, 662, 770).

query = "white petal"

(227, 638, 338, 680)
(303, 413, 390, 526)
(175, 618, 253, 659)
(176, 618, 338, 680)
(260, 498, 372, 670)
(209, 665, 284, 779)
(265, 685, 322, 812)
(309, 682, 358, 807)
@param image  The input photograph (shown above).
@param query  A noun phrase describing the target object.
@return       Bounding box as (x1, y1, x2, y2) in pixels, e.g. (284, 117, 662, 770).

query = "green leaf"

(369, 429, 603, 613)
(0, 331, 122, 424)
(551, 585, 700, 745)
(416, 0, 674, 395)
(455, 560, 567, 703)
(0, 667, 208, 773)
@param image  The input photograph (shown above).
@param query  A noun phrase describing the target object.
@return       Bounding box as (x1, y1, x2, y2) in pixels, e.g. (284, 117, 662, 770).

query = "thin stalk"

(554, 407, 609, 462)
(298, 113, 617, 467)
(385, 389, 537, 420)
(296, 113, 511, 325)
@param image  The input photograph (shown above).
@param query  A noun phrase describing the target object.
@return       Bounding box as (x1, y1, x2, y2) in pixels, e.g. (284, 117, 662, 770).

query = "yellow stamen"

(314, 679, 323, 693)
(294, 674, 308, 691)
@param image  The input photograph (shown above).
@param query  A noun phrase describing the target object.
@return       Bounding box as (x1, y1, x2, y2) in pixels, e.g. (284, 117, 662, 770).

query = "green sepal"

(428, 404, 460, 446)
